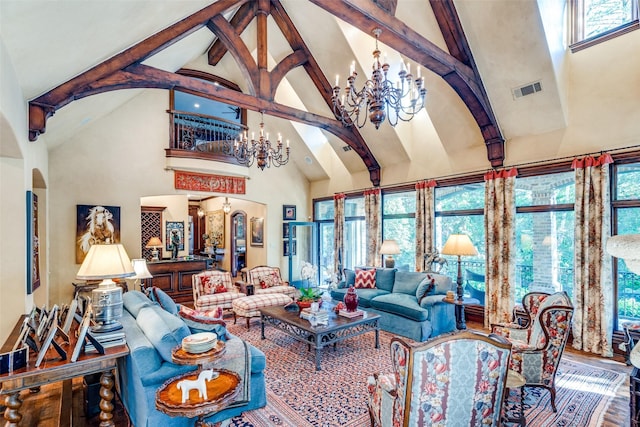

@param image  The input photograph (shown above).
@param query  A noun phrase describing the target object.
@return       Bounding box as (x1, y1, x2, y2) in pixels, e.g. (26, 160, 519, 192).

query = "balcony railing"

(166, 110, 247, 164)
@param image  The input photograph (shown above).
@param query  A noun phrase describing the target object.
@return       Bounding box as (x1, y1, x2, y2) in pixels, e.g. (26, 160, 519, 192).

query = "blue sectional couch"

(330, 268, 456, 342)
(118, 290, 267, 427)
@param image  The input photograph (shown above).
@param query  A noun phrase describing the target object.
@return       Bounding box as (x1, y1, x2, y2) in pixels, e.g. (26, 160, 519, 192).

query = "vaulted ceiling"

(0, 0, 566, 186)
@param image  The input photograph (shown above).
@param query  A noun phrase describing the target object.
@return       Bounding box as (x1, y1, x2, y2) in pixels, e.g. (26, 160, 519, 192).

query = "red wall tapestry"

(174, 170, 246, 194)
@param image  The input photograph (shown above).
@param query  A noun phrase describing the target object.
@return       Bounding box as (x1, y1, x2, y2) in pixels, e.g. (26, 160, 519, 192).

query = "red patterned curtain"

(572, 153, 613, 357)
(484, 168, 518, 328)
(334, 194, 346, 280)
(365, 188, 382, 266)
(415, 180, 437, 271)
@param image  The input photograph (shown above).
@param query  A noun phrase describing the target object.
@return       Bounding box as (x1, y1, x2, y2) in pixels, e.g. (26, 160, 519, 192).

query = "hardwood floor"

(3, 324, 634, 426)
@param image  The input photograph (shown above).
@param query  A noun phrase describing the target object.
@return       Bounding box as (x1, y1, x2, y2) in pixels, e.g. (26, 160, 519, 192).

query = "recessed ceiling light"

(305, 156, 313, 164)
(194, 103, 200, 108)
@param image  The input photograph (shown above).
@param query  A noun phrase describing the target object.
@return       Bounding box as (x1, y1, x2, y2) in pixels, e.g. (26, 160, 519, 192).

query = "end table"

(442, 296, 480, 330)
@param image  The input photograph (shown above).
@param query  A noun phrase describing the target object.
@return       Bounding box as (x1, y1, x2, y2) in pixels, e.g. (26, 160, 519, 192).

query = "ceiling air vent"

(342, 145, 352, 152)
(512, 81, 542, 99)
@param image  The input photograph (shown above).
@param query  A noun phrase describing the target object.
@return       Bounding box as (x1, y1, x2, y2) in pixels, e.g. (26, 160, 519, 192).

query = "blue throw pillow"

(343, 269, 356, 287)
(149, 287, 178, 315)
(416, 275, 436, 302)
(392, 271, 427, 295)
(136, 304, 191, 362)
(375, 268, 396, 292)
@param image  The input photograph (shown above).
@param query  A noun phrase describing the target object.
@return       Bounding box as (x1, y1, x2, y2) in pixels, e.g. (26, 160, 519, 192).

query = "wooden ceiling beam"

(28, 0, 248, 141)
(208, 2, 256, 66)
(308, 0, 505, 167)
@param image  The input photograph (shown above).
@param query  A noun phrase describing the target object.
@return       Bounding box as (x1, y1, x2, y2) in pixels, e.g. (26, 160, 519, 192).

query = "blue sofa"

(330, 268, 456, 342)
(118, 290, 267, 427)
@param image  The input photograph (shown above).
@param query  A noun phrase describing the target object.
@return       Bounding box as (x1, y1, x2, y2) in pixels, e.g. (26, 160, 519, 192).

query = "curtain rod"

(335, 143, 640, 195)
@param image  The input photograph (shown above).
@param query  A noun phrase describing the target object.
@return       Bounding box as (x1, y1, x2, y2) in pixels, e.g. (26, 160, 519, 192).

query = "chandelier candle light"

(441, 234, 478, 301)
(332, 28, 426, 129)
(234, 112, 290, 170)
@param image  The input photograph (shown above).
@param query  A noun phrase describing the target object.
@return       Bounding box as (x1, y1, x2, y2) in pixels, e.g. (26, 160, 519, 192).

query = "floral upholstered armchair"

(192, 270, 245, 311)
(245, 266, 298, 298)
(491, 291, 574, 412)
(367, 331, 512, 427)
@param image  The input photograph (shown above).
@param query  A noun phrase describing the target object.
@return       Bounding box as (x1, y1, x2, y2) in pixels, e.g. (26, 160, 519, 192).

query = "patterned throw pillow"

(200, 276, 223, 295)
(355, 269, 376, 289)
(259, 274, 275, 289)
(179, 305, 223, 320)
(214, 283, 227, 293)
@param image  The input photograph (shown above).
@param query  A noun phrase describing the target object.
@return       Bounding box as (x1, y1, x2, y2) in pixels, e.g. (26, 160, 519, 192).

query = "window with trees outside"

(435, 183, 486, 302)
(515, 172, 575, 303)
(612, 161, 640, 328)
(571, 0, 639, 50)
(314, 199, 335, 288)
(382, 190, 416, 270)
(343, 197, 366, 270)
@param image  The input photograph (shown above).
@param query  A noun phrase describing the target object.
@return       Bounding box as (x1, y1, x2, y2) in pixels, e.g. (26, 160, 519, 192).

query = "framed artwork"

(71, 311, 91, 362)
(206, 210, 225, 247)
(283, 240, 297, 256)
(76, 204, 121, 264)
(35, 316, 59, 367)
(283, 205, 296, 221)
(283, 223, 297, 239)
(166, 221, 185, 251)
(250, 217, 264, 247)
(26, 191, 40, 294)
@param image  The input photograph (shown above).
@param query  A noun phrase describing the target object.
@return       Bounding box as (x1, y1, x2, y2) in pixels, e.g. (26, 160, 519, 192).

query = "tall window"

(571, 0, 639, 48)
(612, 161, 640, 327)
(314, 199, 335, 287)
(382, 190, 416, 270)
(515, 172, 575, 303)
(344, 197, 366, 269)
(435, 183, 486, 295)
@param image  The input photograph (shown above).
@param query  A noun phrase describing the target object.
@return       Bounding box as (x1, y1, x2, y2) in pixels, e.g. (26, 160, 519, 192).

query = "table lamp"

(380, 240, 401, 268)
(131, 258, 153, 292)
(441, 234, 478, 301)
(146, 237, 162, 261)
(76, 243, 135, 332)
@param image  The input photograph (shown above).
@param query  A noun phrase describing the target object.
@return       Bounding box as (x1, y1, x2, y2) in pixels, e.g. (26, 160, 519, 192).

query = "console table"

(145, 257, 213, 304)
(0, 317, 129, 426)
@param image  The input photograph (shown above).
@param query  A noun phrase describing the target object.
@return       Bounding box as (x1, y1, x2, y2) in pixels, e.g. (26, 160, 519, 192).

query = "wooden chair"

(367, 331, 512, 427)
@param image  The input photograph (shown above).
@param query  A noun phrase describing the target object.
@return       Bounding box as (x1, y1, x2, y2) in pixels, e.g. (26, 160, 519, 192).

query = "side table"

(442, 297, 480, 330)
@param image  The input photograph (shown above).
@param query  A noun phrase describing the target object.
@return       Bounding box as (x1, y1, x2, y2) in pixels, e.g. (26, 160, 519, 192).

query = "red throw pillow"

(214, 283, 227, 293)
(355, 269, 376, 289)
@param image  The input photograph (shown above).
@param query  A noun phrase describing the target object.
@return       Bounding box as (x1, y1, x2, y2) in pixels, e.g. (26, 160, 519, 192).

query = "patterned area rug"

(226, 321, 625, 427)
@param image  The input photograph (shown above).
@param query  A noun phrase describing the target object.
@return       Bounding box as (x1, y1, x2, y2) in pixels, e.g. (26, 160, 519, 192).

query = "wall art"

(76, 204, 121, 264)
(250, 217, 264, 247)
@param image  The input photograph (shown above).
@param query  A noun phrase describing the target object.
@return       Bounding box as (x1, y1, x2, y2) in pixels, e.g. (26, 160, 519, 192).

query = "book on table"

(300, 308, 329, 321)
(338, 309, 364, 318)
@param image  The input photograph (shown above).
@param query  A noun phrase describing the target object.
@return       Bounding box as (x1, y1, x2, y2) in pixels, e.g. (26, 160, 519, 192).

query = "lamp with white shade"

(145, 236, 162, 261)
(130, 258, 153, 292)
(441, 234, 478, 301)
(76, 243, 135, 332)
(380, 240, 401, 268)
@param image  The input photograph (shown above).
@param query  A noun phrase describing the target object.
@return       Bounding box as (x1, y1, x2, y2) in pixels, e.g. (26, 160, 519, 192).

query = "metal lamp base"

(384, 256, 395, 268)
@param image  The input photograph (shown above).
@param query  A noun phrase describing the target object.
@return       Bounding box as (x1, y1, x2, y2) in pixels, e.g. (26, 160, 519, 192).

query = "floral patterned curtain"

(415, 180, 437, 271)
(484, 168, 518, 328)
(572, 154, 613, 357)
(333, 193, 346, 280)
(365, 188, 382, 267)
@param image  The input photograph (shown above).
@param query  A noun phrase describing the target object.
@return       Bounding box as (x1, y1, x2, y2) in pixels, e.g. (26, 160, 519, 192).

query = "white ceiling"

(0, 0, 565, 183)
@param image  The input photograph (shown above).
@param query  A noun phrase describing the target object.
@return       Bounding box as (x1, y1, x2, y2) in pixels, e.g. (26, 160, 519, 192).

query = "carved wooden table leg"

(98, 371, 115, 427)
(3, 392, 22, 426)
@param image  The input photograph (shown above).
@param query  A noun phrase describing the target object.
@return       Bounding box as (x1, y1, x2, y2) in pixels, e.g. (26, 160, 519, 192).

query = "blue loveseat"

(330, 268, 456, 342)
(118, 290, 267, 426)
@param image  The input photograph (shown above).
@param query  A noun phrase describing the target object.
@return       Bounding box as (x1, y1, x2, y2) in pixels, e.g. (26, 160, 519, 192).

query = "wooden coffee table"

(259, 305, 380, 371)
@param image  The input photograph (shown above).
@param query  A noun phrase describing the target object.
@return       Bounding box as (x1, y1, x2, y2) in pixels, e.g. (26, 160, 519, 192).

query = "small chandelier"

(332, 28, 426, 129)
(234, 112, 290, 170)
(222, 197, 232, 214)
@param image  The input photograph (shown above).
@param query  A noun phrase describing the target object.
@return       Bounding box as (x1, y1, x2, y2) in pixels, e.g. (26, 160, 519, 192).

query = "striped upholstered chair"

(245, 266, 298, 299)
(192, 270, 245, 311)
(491, 291, 574, 412)
(367, 331, 512, 427)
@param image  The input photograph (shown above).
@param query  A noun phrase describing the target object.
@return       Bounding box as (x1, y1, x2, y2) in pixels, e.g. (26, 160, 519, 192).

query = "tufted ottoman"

(232, 293, 293, 330)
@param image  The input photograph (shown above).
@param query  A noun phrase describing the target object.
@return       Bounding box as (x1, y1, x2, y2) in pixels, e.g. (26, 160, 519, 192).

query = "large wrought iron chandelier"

(332, 28, 427, 129)
(234, 112, 290, 170)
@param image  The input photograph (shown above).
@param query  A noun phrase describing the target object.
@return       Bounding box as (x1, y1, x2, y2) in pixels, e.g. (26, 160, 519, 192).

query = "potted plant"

(297, 287, 324, 309)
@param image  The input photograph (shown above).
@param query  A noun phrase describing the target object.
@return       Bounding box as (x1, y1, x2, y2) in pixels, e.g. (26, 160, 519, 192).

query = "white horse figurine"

(177, 369, 215, 403)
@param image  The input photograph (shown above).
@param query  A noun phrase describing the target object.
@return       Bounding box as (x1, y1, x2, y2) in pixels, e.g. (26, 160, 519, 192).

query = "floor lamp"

(441, 234, 478, 301)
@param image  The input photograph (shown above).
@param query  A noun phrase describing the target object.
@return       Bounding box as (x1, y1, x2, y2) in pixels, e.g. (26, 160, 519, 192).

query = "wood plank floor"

(3, 324, 634, 426)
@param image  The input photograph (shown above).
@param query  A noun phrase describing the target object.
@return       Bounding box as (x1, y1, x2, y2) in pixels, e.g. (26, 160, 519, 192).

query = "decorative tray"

(155, 368, 241, 418)
(172, 340, 226, 365)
